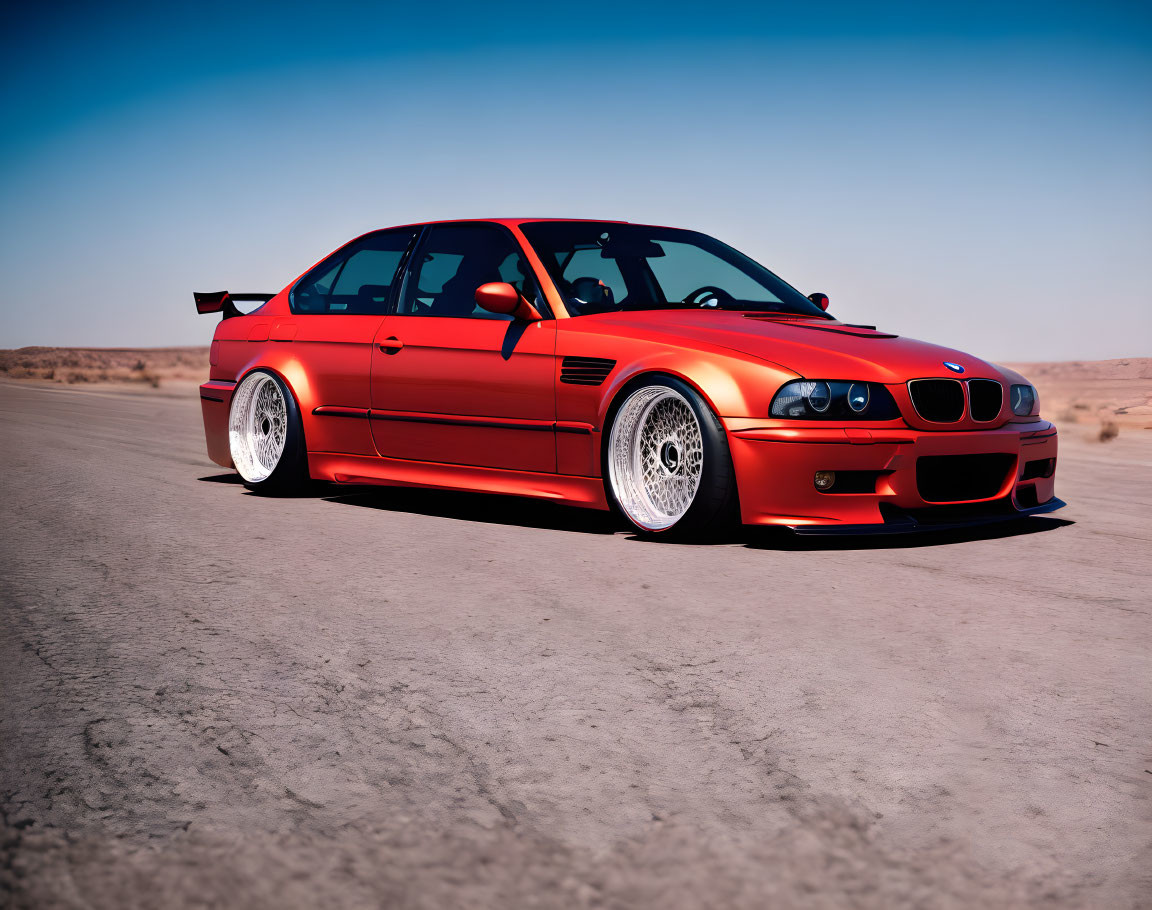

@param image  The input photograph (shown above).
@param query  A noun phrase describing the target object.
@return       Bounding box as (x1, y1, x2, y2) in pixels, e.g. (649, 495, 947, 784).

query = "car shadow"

(202, 473, 1074, 548)
(322, 486, 623, 535)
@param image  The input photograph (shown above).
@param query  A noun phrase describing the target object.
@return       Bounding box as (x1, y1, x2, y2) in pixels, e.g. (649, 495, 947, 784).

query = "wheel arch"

(231, 352, 316, 438)
(596, 354, 762, 435)
(598, 368, 741, 537)
(600, 367, 721, 435)
(231, 361, 311, 453)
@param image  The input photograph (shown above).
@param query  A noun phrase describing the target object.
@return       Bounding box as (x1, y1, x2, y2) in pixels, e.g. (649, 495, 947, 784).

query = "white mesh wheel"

(608, 386, 704, 531)
(229, 372, 288, 484)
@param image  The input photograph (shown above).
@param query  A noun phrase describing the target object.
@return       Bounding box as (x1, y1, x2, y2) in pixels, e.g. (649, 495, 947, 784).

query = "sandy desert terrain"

(1, 358, 1150, 909)
(0, 347, 209, 387)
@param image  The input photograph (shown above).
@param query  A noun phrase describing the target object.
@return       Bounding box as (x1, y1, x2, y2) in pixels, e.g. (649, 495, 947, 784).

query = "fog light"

(814, 471, 836, 491)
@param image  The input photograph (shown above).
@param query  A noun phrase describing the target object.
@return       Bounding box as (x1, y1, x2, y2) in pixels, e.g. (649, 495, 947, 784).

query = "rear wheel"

(605, 376, 737, 540)
(228, 370, 308, 494)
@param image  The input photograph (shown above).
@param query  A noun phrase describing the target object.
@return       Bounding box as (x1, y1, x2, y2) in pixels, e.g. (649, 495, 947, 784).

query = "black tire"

(602, 374, 739, 541)
(228, 369, 310, 495)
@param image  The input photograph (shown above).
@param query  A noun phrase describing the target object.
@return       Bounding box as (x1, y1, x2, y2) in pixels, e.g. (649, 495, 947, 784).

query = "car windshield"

(520, 222, 828, 318)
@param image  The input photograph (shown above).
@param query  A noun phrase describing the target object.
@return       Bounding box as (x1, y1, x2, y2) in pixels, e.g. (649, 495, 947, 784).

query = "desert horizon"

(3, 346, 1148, 439)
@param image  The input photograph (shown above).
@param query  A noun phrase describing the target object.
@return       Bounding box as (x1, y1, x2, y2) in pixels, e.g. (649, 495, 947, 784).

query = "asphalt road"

(2, 379, 1149, 909)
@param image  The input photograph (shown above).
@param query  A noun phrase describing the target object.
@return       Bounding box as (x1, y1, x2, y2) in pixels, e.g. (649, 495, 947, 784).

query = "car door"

(287, 228, 416, 456)
(369, 223, 557, 473)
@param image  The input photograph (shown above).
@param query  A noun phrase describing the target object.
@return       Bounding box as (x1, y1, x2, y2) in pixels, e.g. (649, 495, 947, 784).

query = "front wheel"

(228, 369, 309, 494)
(605, 376, 738, 540)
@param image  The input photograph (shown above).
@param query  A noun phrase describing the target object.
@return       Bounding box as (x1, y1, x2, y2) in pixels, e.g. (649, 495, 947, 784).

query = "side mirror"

(475, 282, 542, 321)
(808, 292, 829, 311)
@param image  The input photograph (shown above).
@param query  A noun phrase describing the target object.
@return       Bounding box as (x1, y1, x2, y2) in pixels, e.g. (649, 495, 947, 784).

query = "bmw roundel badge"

(943, 361, 965, 373)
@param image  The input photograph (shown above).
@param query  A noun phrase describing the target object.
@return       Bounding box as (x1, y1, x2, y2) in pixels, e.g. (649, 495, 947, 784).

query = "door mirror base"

(808, 292, 830, 311)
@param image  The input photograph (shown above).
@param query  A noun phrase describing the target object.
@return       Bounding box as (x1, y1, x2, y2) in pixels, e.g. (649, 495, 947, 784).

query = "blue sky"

(1, 0, 1150, 359)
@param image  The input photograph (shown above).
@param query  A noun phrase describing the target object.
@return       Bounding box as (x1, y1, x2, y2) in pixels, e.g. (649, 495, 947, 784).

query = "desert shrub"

(1098, 420, 1119, 442)
(133, 359, 146, 371)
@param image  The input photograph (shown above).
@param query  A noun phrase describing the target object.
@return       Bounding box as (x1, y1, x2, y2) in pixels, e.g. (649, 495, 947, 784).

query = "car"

(195, 218, 1063, 538)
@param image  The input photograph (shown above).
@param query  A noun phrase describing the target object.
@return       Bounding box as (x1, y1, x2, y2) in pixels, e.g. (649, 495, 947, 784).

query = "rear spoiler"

(194, 291, 275, 319)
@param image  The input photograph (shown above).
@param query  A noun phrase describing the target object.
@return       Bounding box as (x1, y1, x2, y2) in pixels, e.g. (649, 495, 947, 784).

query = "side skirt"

(307, 452, 609, 511)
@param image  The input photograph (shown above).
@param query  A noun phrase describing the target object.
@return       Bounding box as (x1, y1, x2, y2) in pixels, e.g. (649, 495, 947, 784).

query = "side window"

(292, 229, 415, 315)
(399, 224, 539, 319)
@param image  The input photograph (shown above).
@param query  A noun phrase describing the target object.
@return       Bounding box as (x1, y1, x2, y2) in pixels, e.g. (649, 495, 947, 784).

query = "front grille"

(908, 379, 964, 422)
(916, 453, 1016, 503)
(561, 356, 616, 386)
(968, 379, 1003, 422)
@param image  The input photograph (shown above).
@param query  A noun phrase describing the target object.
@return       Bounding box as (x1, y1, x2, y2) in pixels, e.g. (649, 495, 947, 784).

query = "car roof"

(361, 216, 700, 238)
(381, 217, 632, 230)
(340, 218, 685, 252)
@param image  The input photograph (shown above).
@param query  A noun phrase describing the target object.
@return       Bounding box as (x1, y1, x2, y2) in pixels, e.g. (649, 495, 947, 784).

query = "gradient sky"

(1, 0, 1150, 360)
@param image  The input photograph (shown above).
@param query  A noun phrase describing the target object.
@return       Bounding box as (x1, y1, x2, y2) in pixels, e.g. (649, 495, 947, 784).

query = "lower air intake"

(916, 453, 1016, 503)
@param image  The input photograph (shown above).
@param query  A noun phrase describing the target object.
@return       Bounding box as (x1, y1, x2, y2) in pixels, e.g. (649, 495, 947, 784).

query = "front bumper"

(727, 419, 1061, 533)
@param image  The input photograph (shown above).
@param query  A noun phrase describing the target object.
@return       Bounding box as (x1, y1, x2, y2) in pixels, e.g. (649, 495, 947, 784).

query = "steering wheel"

(682, 285, 735, 307)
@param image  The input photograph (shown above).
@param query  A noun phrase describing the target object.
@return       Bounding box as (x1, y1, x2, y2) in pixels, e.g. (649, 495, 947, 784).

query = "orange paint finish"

(369, 315, 557, 472)
(198, 218, 1062, 530)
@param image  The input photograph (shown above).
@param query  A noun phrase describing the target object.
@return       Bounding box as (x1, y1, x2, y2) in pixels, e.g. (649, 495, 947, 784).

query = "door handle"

(378, 336, 404, 354)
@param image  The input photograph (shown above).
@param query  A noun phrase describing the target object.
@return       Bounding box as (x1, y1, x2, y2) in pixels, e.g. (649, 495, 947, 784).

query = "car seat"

(568, 277, 615, 309)
(432, 259, 502, 317)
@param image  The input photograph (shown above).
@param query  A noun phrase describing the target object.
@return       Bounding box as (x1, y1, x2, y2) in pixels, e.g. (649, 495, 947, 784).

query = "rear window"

(292, 229, 416, 315)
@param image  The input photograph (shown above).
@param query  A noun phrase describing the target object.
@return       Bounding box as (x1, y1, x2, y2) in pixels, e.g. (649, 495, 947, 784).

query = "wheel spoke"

(228, 374, 288, 483)
(608, 387, 704, 531)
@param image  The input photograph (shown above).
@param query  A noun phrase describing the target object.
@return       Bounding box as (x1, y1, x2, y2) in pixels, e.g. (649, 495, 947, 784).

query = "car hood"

(577, 310, 1003, 383)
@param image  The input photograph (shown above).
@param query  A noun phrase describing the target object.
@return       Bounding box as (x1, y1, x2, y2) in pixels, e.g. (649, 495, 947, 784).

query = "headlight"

(1009, 384, 1037, 416)
(770, 380, 900, 419)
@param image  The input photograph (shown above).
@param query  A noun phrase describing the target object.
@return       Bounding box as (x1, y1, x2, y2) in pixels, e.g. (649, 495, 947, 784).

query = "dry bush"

(1, 347, 209, 387)
(1097, 420, 1119, 443)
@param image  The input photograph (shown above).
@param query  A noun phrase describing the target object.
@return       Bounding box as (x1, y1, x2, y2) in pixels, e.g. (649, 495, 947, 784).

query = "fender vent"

(561, 357, 616, 386)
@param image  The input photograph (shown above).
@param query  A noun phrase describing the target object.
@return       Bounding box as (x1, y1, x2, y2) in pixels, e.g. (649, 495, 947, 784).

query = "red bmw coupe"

(196, 218, 1062, 538)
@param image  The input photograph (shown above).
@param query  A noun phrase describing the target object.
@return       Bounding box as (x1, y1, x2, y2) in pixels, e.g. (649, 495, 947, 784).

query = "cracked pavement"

(1, 379, 1150, 908)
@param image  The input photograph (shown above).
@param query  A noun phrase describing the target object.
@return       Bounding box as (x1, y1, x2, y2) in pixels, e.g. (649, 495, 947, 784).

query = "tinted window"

(399, 224, 541, 320)
(647, 240, 780, 304)
(562, 249, 627, 306)
(520, 222, 827, 318)
(292, 229, 416, 315)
